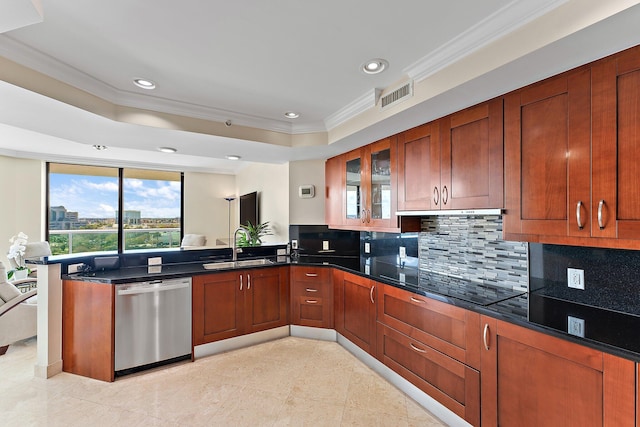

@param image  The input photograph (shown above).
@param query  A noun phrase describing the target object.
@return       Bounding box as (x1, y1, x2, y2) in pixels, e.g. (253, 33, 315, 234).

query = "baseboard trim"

(34, 359, 63, 379)
(194, 326, 289, 359)
(289, 325, 337, 341)
(337, 333, 471, 427)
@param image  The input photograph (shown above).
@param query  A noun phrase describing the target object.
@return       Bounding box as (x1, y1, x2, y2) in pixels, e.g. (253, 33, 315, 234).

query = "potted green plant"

(237, 221, 273, 247)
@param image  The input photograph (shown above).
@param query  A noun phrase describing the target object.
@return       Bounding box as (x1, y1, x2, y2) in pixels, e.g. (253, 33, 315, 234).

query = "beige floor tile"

(0, 336, 448, 427)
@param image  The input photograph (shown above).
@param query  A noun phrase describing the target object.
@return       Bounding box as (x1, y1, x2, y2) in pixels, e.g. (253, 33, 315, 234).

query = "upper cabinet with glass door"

(325, 137, 399, 232)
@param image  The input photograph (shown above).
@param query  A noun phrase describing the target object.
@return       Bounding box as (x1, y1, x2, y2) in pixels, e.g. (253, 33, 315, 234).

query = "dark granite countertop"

(63, 253, 640, 361)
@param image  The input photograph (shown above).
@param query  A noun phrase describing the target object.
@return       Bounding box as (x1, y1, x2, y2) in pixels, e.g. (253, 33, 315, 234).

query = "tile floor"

(1, 336, 448, 426)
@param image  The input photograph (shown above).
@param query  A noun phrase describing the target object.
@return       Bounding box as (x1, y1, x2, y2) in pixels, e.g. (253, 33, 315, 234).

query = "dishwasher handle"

(117, 281, 191, 296)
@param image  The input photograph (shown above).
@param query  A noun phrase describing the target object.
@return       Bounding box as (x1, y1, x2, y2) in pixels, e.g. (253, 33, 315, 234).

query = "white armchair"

(0, 263, 38, 355)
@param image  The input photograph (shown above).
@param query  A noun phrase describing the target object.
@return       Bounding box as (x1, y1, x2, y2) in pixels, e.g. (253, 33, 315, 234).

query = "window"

(48, 163, 182, 256)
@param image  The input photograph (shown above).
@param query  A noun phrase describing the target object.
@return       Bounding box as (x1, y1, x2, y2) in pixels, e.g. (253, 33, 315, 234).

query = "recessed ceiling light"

(92, 145, 107, 150)
(362, 58, 389, 74)
(133, 78, 156, 90)
(284, 111, 300, 119)
(226, 155, 241, 160)
(158, 147, 177, 153)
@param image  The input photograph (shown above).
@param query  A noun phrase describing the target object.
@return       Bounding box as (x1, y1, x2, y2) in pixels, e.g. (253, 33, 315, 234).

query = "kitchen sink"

(203, 258, 274, 270)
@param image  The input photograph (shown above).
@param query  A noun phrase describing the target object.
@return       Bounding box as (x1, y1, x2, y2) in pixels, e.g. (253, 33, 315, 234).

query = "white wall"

(183, 172, 236, 247)
(236, 163, 289, 244)
(288, 159, 326, 225)
(0, 155, 44, 269)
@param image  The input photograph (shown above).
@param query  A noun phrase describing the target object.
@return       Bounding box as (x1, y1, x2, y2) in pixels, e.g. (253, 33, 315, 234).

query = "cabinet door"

(245, 267, 289, 334)
(442, 98, 504, 210)
(193, 272, 244, 345)
(592, 46, 640, 239)
(325, 154, 344, 228)
(343, 148, 365, 227)
(366, 137, 397, 229)
(397, 121, 441, 211)
(480, 317, 635, 427)
(335, 270, 377, 355)
(504, 68, 591, 239)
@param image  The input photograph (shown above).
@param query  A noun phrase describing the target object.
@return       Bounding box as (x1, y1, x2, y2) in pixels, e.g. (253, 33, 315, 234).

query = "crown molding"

(404, 0, 568, 82)
(324, 88, 377, 131)
(0, 35, 325, 136)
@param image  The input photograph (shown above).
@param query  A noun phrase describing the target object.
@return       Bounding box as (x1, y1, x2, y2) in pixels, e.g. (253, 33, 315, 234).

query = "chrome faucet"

(232, 227, 246, 261)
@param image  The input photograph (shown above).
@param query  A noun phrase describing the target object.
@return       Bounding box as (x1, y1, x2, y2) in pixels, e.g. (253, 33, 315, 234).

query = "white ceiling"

(1, 0, 640, 174)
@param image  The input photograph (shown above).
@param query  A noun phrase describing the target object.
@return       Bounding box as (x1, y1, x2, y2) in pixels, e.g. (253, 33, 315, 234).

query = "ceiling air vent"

(379, 81, 413, 111)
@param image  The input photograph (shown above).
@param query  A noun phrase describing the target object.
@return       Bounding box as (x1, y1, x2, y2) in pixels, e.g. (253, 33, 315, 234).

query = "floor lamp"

(224, 196, 236, 247)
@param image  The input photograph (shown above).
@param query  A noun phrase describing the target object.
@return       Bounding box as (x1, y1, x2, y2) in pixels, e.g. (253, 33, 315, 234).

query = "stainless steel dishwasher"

(114, 277, 192, 372)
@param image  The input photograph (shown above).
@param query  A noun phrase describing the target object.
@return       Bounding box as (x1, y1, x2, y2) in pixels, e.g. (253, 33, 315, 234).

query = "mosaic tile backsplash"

(420, 215, 529, 290)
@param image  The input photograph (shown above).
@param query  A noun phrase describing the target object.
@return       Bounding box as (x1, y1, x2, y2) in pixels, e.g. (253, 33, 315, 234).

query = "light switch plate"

(364, 242, 370, 254)
(568, 315, 585, 337)
(322, 240, 329, 251)
(399, 246, 407, 260)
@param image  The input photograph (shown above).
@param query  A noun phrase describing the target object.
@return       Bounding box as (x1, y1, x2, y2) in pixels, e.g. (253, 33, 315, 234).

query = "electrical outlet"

(322, 240, 329, 251)
(567, 268, 585, 290)
(364, 242, 370, 254)
(399, 273, 406, 283)
(568, 315, 585, 337)
(68, 263, 84, 274)
(399, 246, 407, 260)
(291, 239, 298, 250)
(148, 256, 162, 266)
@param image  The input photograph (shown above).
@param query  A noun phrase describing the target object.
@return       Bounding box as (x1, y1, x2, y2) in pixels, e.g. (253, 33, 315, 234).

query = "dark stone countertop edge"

(62, 256, 640, 362)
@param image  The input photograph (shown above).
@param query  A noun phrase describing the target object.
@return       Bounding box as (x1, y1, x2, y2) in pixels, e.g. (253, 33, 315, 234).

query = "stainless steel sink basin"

(203, 258, 274, 270)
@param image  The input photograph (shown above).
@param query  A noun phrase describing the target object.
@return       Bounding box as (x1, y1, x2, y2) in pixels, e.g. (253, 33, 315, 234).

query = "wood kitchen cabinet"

(333, 269, 377, 356)
(503, 67, 592, 241)
(326, 136, 399, 232)
(480, 316, 635, 427)
(62, 279, 115, 382)
(193, 266, 289, 345)
(290, 265, 333, 328)
(397, 98, 503, 213)
(591, 45, 640, 242)
(397, 121, 441, 211)
(376, 284, 481, 426)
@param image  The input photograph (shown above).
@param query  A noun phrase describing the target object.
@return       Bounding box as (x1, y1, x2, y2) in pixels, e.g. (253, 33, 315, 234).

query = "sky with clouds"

(50, 174, 181, 219)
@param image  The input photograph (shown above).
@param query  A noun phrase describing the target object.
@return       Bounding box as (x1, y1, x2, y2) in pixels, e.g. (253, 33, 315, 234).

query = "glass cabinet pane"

(370, 148, 391, 220)
(346, 157, 362, 220)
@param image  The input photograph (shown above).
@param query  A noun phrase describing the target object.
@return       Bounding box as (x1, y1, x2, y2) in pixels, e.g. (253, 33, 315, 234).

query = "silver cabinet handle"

(598, 200, 605, 230)
(433, 187, 440, 206)
(409, 343, 427, 353)
(305, 299, 318, 304)
(442, 186, 449, 205)
(239, 275, 243, 291)
(370, 285, 375, 304)
(576, 201, 584, 230)
(410, 296, 424, 304)
(483, 324, 491, 351)
(305, 273, 318, 277)
(247, 273, 251, 290)
(305, 288, 318, 292)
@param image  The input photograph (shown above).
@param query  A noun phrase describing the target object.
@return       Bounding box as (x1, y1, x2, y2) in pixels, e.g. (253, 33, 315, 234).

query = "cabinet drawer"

(291, 266, 331, 283)
(291, 280, 327, 297)
(292, 296, 332, 328)
(377, 284, 480, 368)
(378, 323, 479, 427)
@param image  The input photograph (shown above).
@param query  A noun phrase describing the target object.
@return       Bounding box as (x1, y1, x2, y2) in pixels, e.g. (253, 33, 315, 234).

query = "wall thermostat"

(298, 185, 315, 198)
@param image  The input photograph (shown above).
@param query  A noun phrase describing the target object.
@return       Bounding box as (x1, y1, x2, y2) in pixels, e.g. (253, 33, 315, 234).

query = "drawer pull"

(576, 201, 584, 229)
(305, 299, 318, 304)
(409, 343, 427, 353)
(239, 275, 243, 291)
(598, 199, 605, 230)
(483, 324, 491, 351)
(370, 285, 375, 304)
(409, 296, 424, 304)
(305, 273, 319, 277)
(247, 273, 251, 290)
(305, 288, 318, 292)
